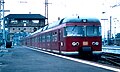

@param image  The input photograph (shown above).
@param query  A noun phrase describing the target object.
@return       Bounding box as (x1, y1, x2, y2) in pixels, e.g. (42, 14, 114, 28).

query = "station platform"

(102, 45, 120, 54)
(0, 45, 119, 72)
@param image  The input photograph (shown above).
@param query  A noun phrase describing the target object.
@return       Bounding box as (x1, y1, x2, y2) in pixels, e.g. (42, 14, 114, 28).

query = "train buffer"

(0, 45, 119, 72)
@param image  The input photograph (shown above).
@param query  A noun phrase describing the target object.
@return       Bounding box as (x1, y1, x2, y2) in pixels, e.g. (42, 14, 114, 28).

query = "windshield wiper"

(72, 25, 77, 31)
(71, 25, 77, 36)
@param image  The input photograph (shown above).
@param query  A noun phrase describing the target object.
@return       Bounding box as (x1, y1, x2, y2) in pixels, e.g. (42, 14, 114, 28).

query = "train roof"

(62, 16, 100, 23)
(48, 16, 100, 29)
(48, 20, 62, 29)
(30, 28, 43, 36)
(29, 16, 100, 36)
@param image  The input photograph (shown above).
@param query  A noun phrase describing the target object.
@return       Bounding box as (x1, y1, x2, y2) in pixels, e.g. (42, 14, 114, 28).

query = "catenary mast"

(45, 0, 51, 25)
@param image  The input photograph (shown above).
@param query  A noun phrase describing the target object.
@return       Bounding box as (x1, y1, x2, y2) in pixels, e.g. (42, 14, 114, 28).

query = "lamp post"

(108, 16, 112, 45)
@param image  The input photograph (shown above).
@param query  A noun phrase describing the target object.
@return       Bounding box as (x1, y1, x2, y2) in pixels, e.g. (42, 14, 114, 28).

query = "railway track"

(99, 53, 120, 67)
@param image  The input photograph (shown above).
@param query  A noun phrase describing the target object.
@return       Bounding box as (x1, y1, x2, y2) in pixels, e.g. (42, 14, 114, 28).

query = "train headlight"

(72, 42, 79, 46)
(92, 42, 99, 46)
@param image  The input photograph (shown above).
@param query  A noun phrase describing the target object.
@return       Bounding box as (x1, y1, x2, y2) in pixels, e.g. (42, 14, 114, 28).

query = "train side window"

(52, 32, 54, 42)
(41, 35, 43, 42)
(52, 32, 57, 42)
(54, 32, 58, 42)
(46, 34, 51, 42)
(44, 34, 46, 42)
(34, 37, 36, 42)
(40, 36, 42, 42)
(37, 37, 39, 42)
(32, 38, 33, 43)
(46, 34, 48, 42)
(32, 38, 34, 43)
(42, 35, 45, 42)
(44, 35, 46, 42)
(50, 32, 52, 42)
(41, 36, 43, 42)
(35, 37, 37, 42)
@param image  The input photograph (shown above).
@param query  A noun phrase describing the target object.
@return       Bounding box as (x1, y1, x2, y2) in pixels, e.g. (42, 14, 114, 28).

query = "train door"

(58, 29, 61, 53)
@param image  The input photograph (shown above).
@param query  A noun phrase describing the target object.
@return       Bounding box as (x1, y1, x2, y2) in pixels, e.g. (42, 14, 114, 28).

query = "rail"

(101, 53, 120, 67)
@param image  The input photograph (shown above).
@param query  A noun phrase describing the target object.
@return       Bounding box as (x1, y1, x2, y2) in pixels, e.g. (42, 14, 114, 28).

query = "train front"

(62, 17, 102, 57)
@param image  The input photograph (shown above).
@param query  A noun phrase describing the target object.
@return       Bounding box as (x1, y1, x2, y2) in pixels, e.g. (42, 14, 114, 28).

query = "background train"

(21, 16, 102, 57)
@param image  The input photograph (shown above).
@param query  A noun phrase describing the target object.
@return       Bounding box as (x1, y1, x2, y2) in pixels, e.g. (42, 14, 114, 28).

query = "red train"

(21, 16, 102, 57)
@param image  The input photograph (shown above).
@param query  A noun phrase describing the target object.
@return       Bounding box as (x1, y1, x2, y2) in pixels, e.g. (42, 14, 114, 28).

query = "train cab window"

(86, 26, 101, 36)
(64, 26, 84, 36)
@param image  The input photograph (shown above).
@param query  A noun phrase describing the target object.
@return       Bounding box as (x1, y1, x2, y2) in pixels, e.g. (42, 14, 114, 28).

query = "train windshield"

(64, 26, 84, 36)
(64, 26, 101, 37)
(86, 26, 101, 36)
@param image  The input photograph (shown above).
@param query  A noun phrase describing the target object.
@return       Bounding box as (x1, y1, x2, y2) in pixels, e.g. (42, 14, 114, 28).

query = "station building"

(5, 14, 46, 42)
